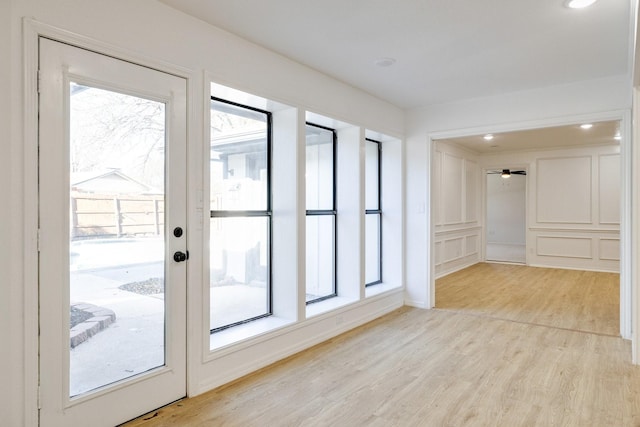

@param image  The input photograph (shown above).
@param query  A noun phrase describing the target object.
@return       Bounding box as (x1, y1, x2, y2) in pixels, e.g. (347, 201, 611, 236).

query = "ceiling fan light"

(580, 123, 593, 129)
(501, 169, 511, 178)
(483, 134, 494, 141)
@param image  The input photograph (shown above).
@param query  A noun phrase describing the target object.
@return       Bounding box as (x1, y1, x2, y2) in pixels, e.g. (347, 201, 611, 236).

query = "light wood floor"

(436, 263, 620, 336)
(125, 264, 638, 427)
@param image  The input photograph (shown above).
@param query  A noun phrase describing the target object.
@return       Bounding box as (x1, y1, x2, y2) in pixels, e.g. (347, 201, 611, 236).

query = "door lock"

(173, 251, 188, 262)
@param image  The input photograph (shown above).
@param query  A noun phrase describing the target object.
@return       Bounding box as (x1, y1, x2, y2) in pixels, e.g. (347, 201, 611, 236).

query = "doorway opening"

(485, 168, 526, 264)
(432, 119, 624, 338)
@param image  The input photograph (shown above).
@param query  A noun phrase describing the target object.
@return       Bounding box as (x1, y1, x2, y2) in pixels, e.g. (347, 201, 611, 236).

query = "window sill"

(209, 315, 295, 351)
(305, 295, 357, 319)
(365, 282, 403, 298)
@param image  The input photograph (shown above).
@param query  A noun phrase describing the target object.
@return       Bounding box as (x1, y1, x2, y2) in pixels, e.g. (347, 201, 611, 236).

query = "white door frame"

(39, 37, 189, 426)
(427, 109, 633, 346)
(22, 19, 203, 425)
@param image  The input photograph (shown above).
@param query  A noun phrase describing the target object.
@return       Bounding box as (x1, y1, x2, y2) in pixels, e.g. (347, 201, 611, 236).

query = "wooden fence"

(71, 192, 164, 238)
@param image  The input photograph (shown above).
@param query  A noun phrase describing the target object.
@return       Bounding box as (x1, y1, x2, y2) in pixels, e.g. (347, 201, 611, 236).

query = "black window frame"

(305, 122, 338, 304)
(365, 138, 382, 287)
(209, 96, 273, 333)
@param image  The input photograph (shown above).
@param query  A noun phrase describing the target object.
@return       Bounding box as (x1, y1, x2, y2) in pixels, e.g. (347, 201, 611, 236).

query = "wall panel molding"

(599, 238, 621, 261)
(435, 225, 482, 235)
(536, 235, 592, 259)
(465, 159, 479, 223)
(434, 229, 482, 278)
(598, 153, 621, 225)
(442, 153, 463, 225)
(529, 226, 619, 233)
(536, 156, 592, 224)
(465, 235, 479, 256)
(434, 150, 443, 226)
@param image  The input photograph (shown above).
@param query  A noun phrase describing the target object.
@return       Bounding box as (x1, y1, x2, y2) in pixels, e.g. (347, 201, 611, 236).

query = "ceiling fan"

(487, 169, 527, 178)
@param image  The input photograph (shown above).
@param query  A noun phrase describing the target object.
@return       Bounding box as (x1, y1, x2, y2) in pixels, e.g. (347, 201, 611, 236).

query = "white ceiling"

(161, 0, 631, 109)
(438, 120, 620, 154)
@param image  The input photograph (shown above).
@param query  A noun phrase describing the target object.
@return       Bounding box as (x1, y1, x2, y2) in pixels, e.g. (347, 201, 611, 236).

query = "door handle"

(173, 251, 188, 263)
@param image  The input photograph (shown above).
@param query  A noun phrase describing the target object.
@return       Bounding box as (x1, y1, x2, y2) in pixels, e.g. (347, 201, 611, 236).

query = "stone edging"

(70, 302, 116, 348)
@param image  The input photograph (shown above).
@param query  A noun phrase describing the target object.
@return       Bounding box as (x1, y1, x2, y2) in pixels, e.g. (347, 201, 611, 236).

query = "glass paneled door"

(38, 39, 187, 426)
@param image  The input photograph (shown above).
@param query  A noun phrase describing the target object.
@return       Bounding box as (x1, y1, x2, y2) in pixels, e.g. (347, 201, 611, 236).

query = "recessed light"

(374, 57, 396, 67)
(565, 0, 598, 9)
(483, 134, 494, 141)
(580, 123, 593, 129)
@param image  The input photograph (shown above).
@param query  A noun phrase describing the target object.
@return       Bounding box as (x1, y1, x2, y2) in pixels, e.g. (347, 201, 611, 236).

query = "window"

(210, 97, 271, 332)
(365, 138, 382, 286)
(305, 123, 337, 303)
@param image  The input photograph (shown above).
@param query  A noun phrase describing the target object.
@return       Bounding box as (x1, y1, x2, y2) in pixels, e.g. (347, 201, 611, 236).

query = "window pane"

(365, 140, 380, 211)
(211, 100, 268, 211)
(306, 125, 334, 211)
(365, 213, 381, 284)
(306, 215, 335, 302)
(210, 217, 269, 330)
(69, 83, 166, 397)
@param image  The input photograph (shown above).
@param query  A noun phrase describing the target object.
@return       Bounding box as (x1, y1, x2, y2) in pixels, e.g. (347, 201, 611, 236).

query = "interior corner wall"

(7, 1, 405, 424)
(404, 76, 631, 308)
(482, 145, 621, 273)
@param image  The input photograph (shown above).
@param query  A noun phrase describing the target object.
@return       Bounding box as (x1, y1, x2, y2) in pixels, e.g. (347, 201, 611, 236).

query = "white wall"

(405, 75, 631, 308)
(486, 173, 526, 246)
(433, 142, 482, 278)
(482, 144, 621, 272)
(0, 1, 20, 426)
(4, 1, 405, 425)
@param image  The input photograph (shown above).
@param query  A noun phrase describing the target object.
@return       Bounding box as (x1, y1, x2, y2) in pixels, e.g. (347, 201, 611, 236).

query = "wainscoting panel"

(529, 230, 619, 272)
(474, 144, 621, 276)
(442, 153, 463, 225)
(599, 238, 620, 261)
(435, 227, 482, 278)
(599, 154, 621, 225)
(465, 235, 479, 256)
(443, 238, 464, 263)
(465, 159, 479, 223)
(536, 236, 592, 259)
(536, 156, 592, 224)
(433, 150, 442, 226)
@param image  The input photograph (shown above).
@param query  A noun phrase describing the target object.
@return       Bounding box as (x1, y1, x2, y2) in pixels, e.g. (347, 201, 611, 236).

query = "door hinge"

(37, 228, 41, 252)
(37, 70, 41, 94)
(37, 385, 42, 409)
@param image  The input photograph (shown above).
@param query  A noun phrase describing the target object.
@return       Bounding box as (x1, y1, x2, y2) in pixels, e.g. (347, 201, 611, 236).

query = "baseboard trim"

(194, 290, 404, 395)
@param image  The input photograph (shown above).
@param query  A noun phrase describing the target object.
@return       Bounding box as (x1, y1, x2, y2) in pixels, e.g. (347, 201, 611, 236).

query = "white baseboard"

(194, 289, 404, 395)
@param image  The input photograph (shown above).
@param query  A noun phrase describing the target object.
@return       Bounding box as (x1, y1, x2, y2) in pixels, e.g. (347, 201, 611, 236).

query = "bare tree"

(70, 83, 165, 189)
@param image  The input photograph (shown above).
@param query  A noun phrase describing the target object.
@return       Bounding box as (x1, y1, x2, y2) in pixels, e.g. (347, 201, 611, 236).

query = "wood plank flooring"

(124, 264, 637, 427)
(436, 263, 620, 336)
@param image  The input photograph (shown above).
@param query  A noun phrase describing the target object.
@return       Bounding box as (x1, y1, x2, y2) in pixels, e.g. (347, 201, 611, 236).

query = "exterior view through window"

(210, 98, 272, 332)
(68, 82, 167, 397)
(365, 138, 382, 285)
(305, 123, 337, 303)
